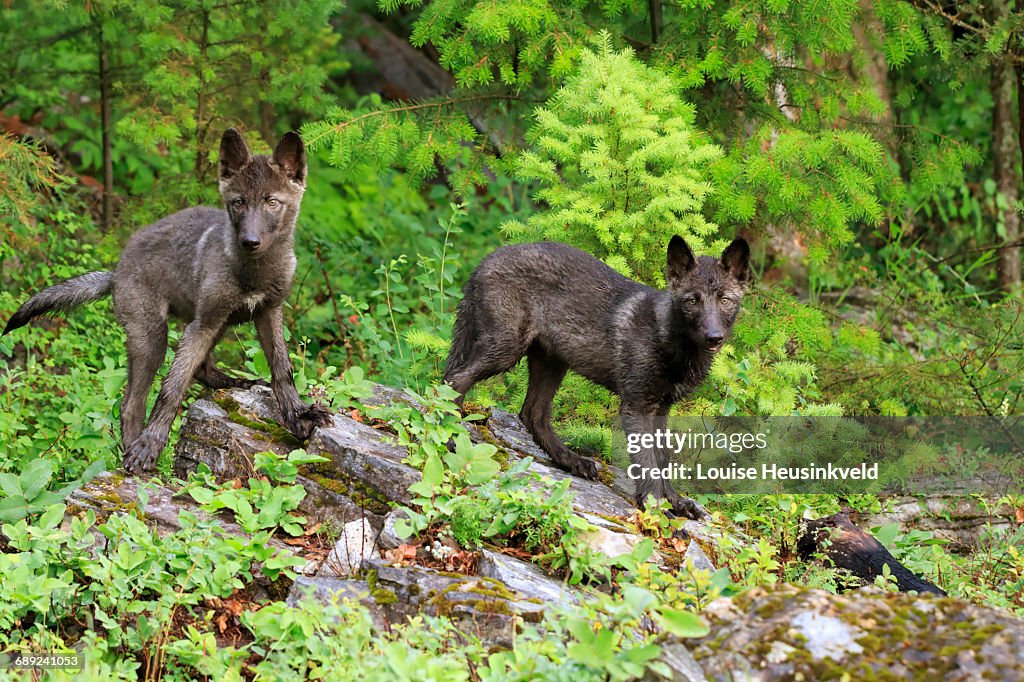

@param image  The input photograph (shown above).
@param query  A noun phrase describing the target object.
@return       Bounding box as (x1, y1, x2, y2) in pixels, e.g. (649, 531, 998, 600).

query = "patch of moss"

(86, 481, 142, 517)
(469, 598, 513, 616)
(461, 402, 492, 421)
(213, 393, 303, 447)
(94, 490, 124, 506)
(427, 578, 528, 619)
(265, 575, 294, 601)
(475, 425, 511, 469)
(371, 588, 398, 605)
(364, 569, 379, 593)
(299, 460, 392, 516)
(180, 433, 227, 449)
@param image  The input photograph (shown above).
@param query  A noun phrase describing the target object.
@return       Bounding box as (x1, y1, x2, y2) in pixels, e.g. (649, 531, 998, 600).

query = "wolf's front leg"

(123, 319, 222, 473)
(620, 403, 710, 521)
(255, 306, 331, 440)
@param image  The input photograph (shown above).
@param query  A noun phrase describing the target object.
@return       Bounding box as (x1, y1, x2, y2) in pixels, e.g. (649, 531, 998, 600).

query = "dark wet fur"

(4, 129, 331, 473)
(444, 237, 751, 519)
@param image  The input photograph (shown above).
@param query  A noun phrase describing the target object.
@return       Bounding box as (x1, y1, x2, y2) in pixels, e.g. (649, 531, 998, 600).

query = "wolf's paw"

(303, 402, 333, 427)
(547, 446, 602, 481)
(567, 454, 601, 481)
(122, 434, 162, 474)
(667, 494, 711, 522)
(284, 403, 333, 440)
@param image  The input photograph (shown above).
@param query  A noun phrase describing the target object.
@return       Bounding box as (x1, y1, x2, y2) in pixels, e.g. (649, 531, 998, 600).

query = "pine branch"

(303, 94, 523, 150)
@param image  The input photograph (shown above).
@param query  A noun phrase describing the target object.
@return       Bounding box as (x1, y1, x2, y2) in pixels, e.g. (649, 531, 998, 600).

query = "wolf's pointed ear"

(666, 235, 697, 288)
(272, 132, 306, 185)
(720, 238, 751, 284)
(219, 128, 251, 180)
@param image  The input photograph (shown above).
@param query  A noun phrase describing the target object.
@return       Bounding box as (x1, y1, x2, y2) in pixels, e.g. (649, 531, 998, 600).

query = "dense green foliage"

(2, 0, 1024, 678)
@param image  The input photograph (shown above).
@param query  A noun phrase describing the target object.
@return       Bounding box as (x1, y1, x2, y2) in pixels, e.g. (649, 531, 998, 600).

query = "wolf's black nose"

(242, 237, 261, 250)
(705, 335, 723, 346)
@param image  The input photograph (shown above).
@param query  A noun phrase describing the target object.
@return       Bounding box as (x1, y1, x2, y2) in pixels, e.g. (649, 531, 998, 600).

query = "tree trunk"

(194, 9, 210, 183)
(97, 19, 114, 230)
(648, 0, 662, 44)
(853, 0, 897, 155)
(992, 48, 1022, 291)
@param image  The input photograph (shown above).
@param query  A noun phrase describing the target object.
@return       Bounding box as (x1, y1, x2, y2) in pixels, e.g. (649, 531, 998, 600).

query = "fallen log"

(797, 512, 946, 596)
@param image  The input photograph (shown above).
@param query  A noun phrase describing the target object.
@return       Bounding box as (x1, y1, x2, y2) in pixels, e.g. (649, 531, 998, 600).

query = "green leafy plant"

(182, 450, 326, 539)
(0, 458, 104, 523)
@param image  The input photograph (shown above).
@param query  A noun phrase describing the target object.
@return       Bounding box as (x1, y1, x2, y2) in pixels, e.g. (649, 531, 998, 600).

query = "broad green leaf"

(656, 607, 710, 638)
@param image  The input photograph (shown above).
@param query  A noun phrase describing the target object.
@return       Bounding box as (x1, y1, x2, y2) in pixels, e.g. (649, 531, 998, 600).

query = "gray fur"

(444, 237, 751, 519)
(4, 128, 330, 473)
(3, 272, 113, 334)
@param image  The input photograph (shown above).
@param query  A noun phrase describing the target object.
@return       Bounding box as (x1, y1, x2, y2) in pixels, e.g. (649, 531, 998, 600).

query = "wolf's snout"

(705, 334, 724, 349)
(241, 235, 262, 250)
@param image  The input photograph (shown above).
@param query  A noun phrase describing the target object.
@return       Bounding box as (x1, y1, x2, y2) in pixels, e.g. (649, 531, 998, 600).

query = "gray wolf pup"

(444, 237, 751, 519)
(4, 128, 331, 473)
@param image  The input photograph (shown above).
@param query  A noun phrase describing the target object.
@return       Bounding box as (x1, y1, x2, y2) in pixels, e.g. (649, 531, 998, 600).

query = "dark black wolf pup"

(444, 237, 751, 519)
(3, 128, 331, 473)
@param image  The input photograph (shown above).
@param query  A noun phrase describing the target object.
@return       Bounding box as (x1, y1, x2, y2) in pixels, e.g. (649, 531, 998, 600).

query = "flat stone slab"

(172, 384, 690, 565)
(363, 557, 545, 647)
(175, 387, 393, 526)
(469, 407, 639, 518)
(305, 412, 420, 508)
(286, 576, 386, 630)
(367, 384, 640, 518)
(478, 549, 579, 609)
(175, 397, 292, 480)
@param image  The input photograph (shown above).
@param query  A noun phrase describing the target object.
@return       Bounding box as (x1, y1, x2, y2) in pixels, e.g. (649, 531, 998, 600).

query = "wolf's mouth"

(706, 343, 722, 353)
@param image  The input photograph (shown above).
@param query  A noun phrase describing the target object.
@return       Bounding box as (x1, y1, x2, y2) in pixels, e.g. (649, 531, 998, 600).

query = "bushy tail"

(3, 271, 114, 335)
(444, 280, 478, 378)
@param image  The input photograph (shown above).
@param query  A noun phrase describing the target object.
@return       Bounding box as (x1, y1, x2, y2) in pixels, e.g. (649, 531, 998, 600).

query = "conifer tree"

(501, 39, 722, 283)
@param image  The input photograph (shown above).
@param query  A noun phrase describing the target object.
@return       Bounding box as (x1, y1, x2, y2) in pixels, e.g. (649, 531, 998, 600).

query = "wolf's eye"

(231, 198, 245, 208)
(685, 297, 698, 305)
(266, 197, 280, 208)
(721, 297, 733, 306)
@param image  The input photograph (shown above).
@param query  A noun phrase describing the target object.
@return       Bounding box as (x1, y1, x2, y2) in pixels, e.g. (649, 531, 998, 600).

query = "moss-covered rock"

(650, 585, 1024, 681)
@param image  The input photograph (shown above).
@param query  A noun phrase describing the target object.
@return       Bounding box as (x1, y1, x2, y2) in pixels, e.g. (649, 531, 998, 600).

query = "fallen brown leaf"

(383, 544, 419, 564)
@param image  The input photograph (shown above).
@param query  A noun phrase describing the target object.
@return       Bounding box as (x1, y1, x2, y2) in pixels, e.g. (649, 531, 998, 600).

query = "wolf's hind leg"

(119, 305, 168, 447)
(521, 346, 600, 480)
(444, 332, 528, 405)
